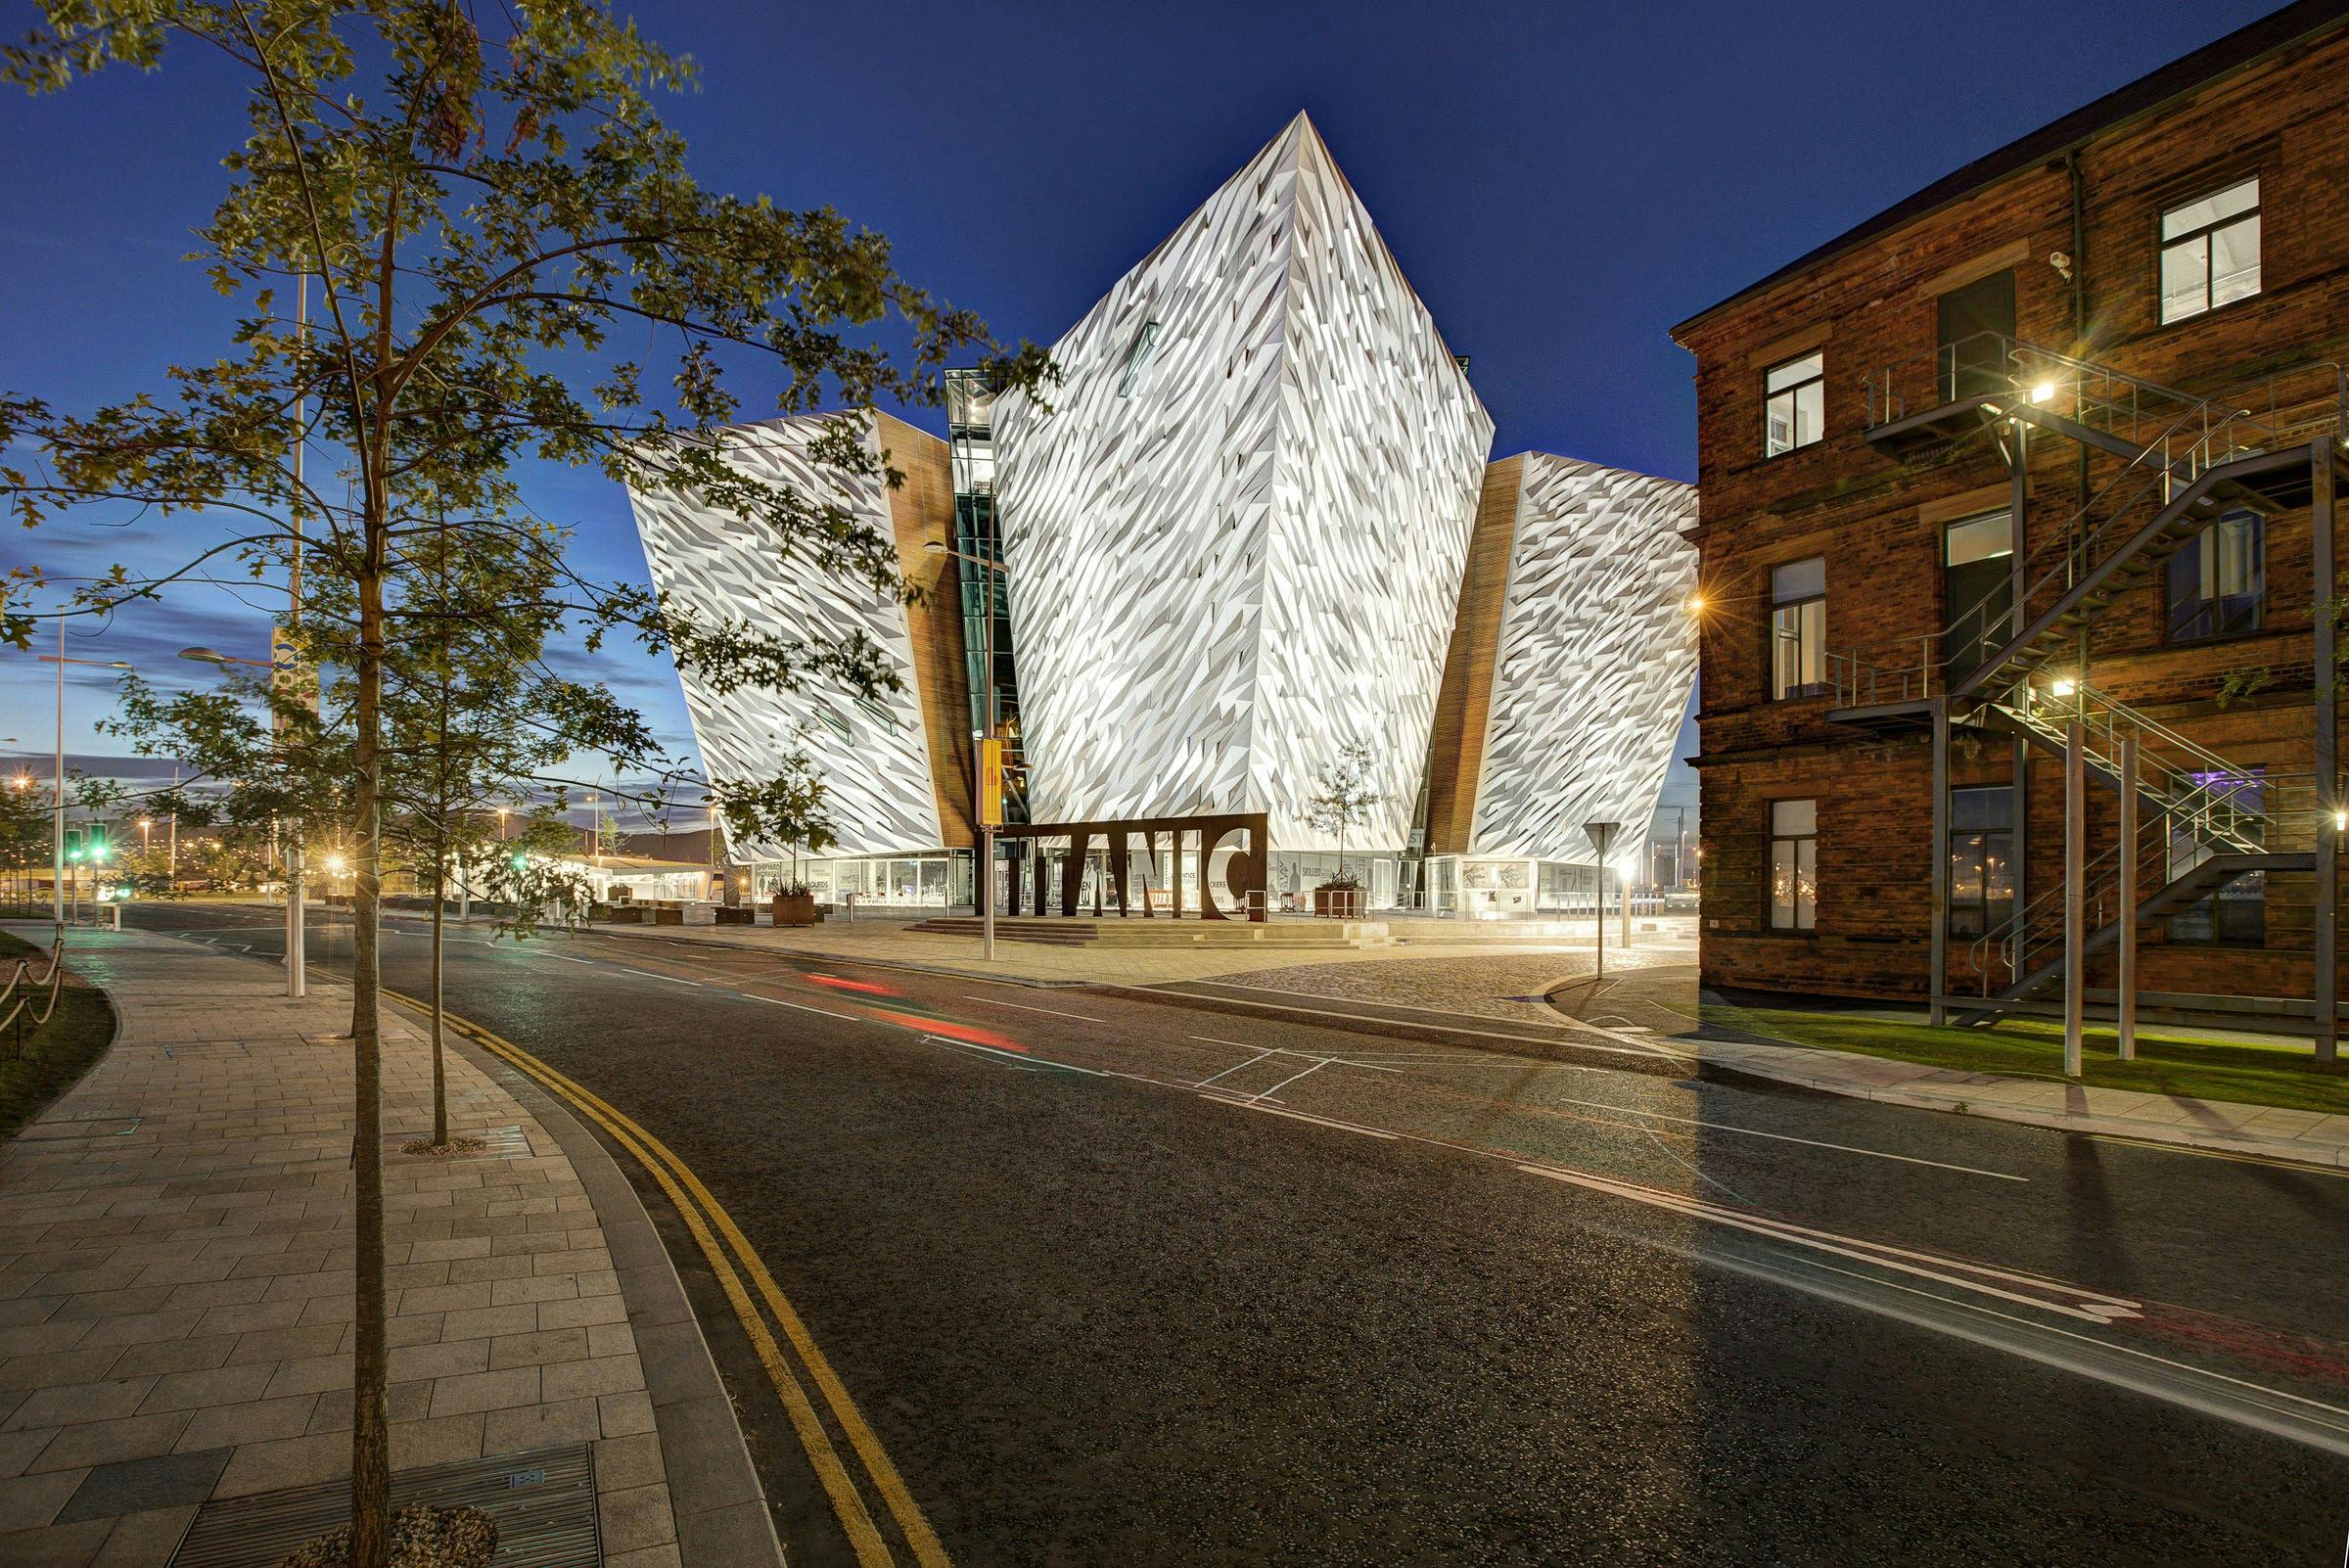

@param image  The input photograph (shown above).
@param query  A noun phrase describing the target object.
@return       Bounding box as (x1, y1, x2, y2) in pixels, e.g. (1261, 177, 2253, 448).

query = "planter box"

(1313, 886, 1365, 919)
(604, 904, 646, 924)
(651, 906, 684, 926)
(771, 892, 820, 927)
(714, 906, 756, 926)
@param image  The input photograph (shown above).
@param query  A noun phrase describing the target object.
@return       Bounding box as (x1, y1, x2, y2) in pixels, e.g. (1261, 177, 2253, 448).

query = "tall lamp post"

(924, 538, 1005, 961)
(34, 625, 133, 931)
(182, 645, 306, 996)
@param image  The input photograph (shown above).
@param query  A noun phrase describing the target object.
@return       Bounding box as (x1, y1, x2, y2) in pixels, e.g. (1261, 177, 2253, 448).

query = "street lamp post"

(182, 644, 304, 994)
(34, 625, 133, 931)
(925, 538, 1004, 961)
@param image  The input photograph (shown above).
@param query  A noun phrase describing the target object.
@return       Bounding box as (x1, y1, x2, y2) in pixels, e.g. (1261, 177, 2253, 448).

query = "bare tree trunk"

(430, 845, 447, 1146)
(349, 531, 390, 1568)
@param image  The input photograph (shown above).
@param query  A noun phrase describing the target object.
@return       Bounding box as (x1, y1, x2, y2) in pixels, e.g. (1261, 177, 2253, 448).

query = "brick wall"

(1676, 23, 2349, 1005)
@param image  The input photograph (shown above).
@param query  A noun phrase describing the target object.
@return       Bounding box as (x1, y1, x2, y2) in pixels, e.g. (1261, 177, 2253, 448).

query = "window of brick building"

(1763, 351, 1823, 456)
(2166, 510, 2264, 641)
(2169, 770, 2266, 946)
(2159, 176, 2261, 324)
(1768, 799, 1818, 933)
(1944, 511, 2015, 680)
(1770, 557, 1826, 699)
(1947, 786, 2015, 939)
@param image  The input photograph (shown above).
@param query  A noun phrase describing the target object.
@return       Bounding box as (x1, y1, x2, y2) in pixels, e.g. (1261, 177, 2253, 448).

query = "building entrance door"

(1938, 269, 2015, 402)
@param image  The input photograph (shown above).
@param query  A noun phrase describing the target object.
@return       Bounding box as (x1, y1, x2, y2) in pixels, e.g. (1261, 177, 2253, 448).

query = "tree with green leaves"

(4, 4, 1042, 1558)
(1305, 740, 1382, 887)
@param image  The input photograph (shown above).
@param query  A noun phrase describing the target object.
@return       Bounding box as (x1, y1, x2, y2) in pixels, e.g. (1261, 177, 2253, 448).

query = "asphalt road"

(121, 904, 2349, 1566)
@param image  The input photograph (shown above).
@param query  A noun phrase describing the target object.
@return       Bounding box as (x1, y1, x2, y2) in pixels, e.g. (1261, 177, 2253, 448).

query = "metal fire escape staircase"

(1830, 334, 2345, 1026)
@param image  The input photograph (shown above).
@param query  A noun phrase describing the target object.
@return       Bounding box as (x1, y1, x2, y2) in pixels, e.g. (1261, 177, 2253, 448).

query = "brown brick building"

(1670, 0, 2346, 1054)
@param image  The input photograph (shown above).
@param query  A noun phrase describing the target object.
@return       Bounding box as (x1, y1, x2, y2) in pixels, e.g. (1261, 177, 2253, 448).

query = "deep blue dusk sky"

(0, 0, 2281, 820)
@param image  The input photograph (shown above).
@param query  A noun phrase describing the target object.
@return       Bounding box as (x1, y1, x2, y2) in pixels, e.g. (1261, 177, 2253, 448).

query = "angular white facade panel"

(993, 114, 1493, 847)
(1469, 455, 1698, 862)
(625, 415, 944, 860)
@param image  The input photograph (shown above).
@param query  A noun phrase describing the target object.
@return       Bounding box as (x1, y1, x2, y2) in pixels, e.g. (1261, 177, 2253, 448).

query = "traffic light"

(63, 827, 85, 863)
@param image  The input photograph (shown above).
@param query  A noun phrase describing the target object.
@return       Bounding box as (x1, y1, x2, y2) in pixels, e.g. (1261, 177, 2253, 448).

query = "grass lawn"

(0, 929, 117, 1141)
(1699, 999, 2349, 1116)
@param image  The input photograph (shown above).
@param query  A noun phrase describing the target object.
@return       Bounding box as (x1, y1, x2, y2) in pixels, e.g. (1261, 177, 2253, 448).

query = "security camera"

(2049, 251, 2074, 282)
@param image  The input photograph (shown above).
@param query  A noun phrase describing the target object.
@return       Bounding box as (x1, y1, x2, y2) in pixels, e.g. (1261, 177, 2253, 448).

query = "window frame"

(2167, 769, 2269, 948)
(1762, 350, 1824, 458)
(1769, 556, 1828, 701)
(1766, 797, 1819, 935)
(1946, 785, 2016, 941)
(2164, 509, 2265, 645)
(2156, 175, 2263, 326)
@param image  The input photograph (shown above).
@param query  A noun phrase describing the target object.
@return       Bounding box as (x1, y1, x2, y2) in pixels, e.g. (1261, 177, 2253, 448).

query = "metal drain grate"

(168, 1442, 598, 1567)
(391, 1123, 534, 1159)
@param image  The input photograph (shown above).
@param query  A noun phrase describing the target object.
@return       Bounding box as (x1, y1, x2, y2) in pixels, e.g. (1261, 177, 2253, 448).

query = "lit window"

(1769, 799, 1817, 933)
(1764, 351, 1823, 456)
(1948, 786, 2015, 940)
(2166, 511, 2263, 641)
(2159, 177, 2260, 324)
(2170, 770, 2266, 946)
(1770, 557, 1826, 699)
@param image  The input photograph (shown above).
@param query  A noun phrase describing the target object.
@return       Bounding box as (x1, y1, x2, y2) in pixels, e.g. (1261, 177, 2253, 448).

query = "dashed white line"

(961, 994, 1105, 1024)
(1228, 1101, 1397, 1139)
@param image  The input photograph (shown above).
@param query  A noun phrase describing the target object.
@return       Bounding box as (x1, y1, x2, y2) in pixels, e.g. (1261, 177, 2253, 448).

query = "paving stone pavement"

(0, 924, 776, 1567)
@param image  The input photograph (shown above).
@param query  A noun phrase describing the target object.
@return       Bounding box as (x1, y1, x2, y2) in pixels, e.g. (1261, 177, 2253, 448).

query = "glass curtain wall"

(947, 367, 1028, 823)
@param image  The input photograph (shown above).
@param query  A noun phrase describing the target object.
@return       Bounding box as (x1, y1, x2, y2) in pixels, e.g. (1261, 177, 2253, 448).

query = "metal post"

(1929, 699, 1950, 1025)
(1594, 860, 1606, 986)
(285, 272, 308, 999)
(2063, 716, 2086, 1077)
(2314, 440, 2338, 1064)
(52, 618, 64, 932)
(980, 824, 995, 961)
(2117, 730, 2139, 1060)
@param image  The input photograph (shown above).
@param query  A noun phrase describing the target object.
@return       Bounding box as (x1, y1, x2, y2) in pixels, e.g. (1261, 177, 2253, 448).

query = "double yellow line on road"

(384, 989, 948, 1568)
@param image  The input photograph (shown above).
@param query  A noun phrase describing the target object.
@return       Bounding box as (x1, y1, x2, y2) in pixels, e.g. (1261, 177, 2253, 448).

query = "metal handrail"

(1963, 766, 2326, 992)
(1837, 341, 2343, 706)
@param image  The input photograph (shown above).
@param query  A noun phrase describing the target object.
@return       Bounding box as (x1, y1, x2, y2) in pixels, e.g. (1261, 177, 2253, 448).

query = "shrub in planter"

(771, 883, 820, 927)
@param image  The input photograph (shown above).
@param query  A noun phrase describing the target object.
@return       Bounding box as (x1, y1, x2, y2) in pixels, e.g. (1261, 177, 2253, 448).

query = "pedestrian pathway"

(532, 901, 1693, 990)
(1688, 1030, 2349, 1167)
(0, 924, 778, 1568)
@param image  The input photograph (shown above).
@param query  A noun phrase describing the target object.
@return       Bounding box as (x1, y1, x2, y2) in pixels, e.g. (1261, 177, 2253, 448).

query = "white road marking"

(939, 1038, 1108, 1077)
(1194, 1049, 1275, 1087)
(1518, 1163, 2123, 1321)
(1531, 1091, 2028, 1181)
(611, 966, 701, 988)
(744, 992, 859, 1023)
(1182, 984, 1689, 1065)
(1249, 1059, 1328, 1103)
(1186, 1035, 1405, 1075)
(1230, 1101, 1397, 1139)
(961, 994, 1105, 1024)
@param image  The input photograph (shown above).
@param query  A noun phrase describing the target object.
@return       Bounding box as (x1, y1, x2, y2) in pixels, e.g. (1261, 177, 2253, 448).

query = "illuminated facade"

(627, 115, 1695, 912)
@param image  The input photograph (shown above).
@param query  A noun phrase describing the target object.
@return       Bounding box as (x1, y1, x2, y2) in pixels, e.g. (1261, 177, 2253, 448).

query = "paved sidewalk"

(1688, 1030, 2349, 1167)
(0, 925, 775, 1567)
(541, 903, 1693, 989)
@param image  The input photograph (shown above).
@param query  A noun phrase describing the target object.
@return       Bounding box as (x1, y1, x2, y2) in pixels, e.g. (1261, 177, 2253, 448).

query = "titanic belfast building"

(626, 115, 1695, 916)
